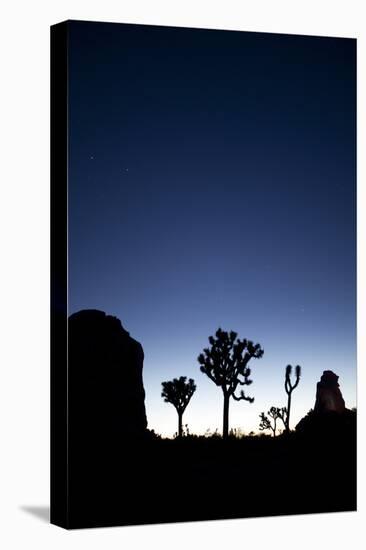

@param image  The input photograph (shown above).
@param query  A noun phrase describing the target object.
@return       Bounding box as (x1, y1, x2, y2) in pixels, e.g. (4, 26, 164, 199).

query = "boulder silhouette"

(314, 370, 345, 414)
(296, 371, 354, 437)
(68, 309, 147, 444)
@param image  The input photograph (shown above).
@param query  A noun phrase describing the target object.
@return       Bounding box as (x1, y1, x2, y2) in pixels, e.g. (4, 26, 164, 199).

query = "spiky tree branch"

(198, 328, 263, 438)
(259, 406, 285, 437)
(276, 406, 288, 430)
(161, 376, 196, 437)
(259, 412, 272, 435)
(284, 364, 301, 433)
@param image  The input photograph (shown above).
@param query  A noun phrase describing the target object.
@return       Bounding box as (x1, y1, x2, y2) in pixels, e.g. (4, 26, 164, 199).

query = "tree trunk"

(286, 394, 291, 433)
(223, 393, 230, 438)
(178, 411, 183, 438)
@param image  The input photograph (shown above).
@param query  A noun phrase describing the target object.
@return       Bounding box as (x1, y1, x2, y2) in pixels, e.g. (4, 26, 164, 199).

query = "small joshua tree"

(277, 406, 288, 431)
(259, 406, 287, 437)
(161, 376, 196, 438)
(198, 328, 264, 438)
(284, 364, 301, 433)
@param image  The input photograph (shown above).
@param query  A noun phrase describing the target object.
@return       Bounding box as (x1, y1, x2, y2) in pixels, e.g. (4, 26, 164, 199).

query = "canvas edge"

(50, 20, 69, 530)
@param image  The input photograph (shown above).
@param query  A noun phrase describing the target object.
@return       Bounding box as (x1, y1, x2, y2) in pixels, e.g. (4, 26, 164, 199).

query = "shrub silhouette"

(198, 328, 263, 438)
(161, 376, 196, 437)
(284, 364, 301, 433)
(259, 406, 287, 437)
(277, 406, 288, 430)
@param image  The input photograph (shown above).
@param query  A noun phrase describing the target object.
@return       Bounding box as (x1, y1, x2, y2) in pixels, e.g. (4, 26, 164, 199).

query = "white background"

(0, 1, 364, 548)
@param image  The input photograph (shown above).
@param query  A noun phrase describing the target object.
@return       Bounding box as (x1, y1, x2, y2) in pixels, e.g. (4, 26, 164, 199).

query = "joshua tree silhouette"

(284, 364, 301, 433)
(161, 376, 196, 437)
(198, 328, 263, 438)
(259, 406, 287, 437)
(277, 406, 288, 430)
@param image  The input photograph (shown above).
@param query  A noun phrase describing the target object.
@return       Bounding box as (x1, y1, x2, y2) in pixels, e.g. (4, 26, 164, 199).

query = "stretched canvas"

(51, 20, 357, 529)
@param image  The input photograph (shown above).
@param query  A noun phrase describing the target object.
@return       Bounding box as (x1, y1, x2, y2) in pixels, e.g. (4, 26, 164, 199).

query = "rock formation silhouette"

(296, 370, 354, 437)
(68, 309, 147, 443)
(314, 370, 346, 414)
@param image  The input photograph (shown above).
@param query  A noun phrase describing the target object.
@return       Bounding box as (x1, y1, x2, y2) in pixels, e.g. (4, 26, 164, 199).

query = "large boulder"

(296, 371, 355, 437)
(314, 370, 346, 414)
(68, 309, 147, 443)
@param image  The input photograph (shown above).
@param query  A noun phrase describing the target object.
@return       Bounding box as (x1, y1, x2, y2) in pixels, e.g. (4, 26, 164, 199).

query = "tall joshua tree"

(161, 376, 196, 438)
(259, 406, 287, 437)
(284, 364, 301, 433)
(198, 328, 263, 438)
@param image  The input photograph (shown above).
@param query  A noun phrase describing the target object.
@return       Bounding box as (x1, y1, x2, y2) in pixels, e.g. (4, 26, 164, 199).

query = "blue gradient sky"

(68, 21, 356, 436)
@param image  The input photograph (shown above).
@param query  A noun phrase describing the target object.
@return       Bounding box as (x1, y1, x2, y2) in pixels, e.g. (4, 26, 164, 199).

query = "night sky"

(68, 21, 356, 436)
